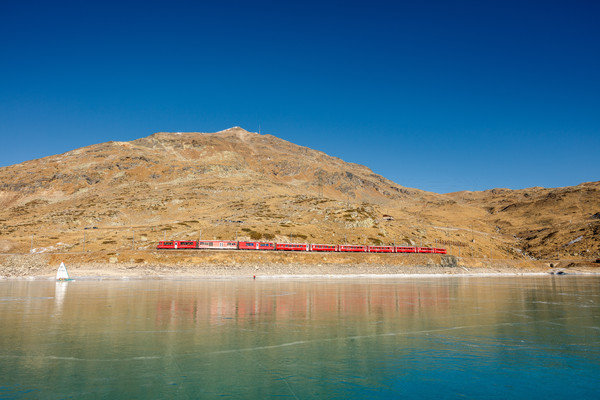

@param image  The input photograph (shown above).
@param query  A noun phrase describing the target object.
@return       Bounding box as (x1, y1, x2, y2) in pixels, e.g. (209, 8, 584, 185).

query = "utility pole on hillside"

(318, 174, 323, 198)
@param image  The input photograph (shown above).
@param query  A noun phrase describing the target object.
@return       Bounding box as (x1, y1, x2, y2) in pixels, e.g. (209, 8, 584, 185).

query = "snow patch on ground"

(566, 236, 583, 246)
(30, 243, 71, 254)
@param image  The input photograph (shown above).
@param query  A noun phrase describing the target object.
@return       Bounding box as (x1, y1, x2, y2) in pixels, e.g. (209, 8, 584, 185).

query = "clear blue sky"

(1, 0, 598, 193)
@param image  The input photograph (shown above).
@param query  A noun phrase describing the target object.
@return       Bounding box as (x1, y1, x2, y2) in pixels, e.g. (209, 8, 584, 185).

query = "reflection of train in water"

(157, 240, 447, 254)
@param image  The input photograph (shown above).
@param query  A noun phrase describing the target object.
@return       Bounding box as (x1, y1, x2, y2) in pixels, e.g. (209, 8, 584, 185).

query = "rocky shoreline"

(1, 251, 598, 279)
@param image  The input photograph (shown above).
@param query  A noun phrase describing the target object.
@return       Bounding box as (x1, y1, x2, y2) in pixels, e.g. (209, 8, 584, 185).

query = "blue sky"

(1, 0, 598, 193)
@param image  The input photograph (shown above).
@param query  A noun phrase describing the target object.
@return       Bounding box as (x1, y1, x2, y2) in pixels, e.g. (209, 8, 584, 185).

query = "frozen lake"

(1, 275, 599, 399)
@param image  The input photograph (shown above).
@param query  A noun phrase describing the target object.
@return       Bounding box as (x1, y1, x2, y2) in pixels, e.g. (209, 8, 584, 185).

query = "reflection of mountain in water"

(154, 281, 452, 327)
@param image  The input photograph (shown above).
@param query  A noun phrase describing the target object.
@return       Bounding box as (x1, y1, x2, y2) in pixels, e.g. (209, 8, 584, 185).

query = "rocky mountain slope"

(446, 183, 600, 260)
(0, 127, 598, 262)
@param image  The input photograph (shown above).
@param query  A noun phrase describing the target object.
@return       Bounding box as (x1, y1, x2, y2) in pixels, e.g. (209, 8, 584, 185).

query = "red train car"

(175, 241, 197, 249)
(258, 242, 276, 251)
(238, 241, 275, 250)
(434, 248, 447, 254)
(395, 246, 417, 253)
(239, 241, 259, 250)
(368, 246, 394, 253)
(418, 247, 435, 253)
(197, 240, 238, 250)
(276, 243, 308, 251)
(156, 240, 197, 249)
(339, 245, 368, 252)
(157, 241, 175, 249)
(310, 244, 338, 252)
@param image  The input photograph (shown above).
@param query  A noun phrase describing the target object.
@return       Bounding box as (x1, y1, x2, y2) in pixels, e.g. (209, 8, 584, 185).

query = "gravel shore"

(1, 252, 598, 279)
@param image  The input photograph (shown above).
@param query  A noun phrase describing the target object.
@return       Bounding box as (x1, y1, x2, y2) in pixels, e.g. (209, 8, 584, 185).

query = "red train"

(156, 240, 446, 254)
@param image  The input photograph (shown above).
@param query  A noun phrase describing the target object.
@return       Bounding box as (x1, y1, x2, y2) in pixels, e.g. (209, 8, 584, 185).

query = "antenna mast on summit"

(259, 124, 261, 134)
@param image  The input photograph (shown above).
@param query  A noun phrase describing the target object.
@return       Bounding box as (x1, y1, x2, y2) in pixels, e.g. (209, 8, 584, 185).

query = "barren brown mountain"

(0, 127, 598, 266)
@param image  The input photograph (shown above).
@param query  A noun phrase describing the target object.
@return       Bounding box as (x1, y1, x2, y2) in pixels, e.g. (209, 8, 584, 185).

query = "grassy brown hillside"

(0, 127, 598, 265)
(446, 182, 600, 260)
